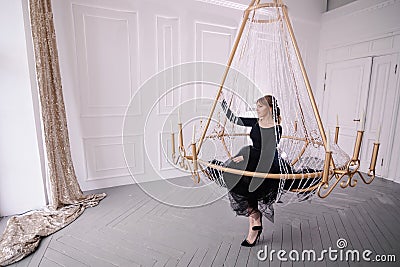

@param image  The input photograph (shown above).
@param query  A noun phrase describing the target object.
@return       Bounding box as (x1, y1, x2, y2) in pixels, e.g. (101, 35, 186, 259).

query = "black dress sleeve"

(221, 99, 257, 127)
(276, 125, 282, 142)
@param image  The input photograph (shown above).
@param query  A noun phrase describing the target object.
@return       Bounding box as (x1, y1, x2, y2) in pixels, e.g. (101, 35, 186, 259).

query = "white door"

(322, 57, 372, 159)
(361, 54, 399, 177)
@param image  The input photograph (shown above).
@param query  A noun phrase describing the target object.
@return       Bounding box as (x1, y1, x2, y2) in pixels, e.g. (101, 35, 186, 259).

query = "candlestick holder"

(365, 142, 380, 182)
(318, 129, 379, 198)
(334, 126, 339, 144)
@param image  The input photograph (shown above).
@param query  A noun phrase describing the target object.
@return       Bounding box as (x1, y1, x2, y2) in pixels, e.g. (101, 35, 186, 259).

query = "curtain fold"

(0, 0, 106, 265)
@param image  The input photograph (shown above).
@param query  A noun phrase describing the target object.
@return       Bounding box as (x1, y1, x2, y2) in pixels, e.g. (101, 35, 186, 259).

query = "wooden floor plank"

(187, 247, 208, 267)
(281, 223, 293, 267)
(77, 229, 158, 266)
(164, 257, 180, 267)
(246, 246, 262, 267)
(223, 236, 242, 267)
(356, 204, 393, 254)
(48, 240, 115, 267)
(211, 240, 231, 267)
(251, 233, 272, 267)
(361, 200, 399, 249)
(27, 236, 52, 267)
(235, 244, 251, 267)
(44, 247, 88, 267)
(348, 205, 385, 255)
(199, 243, 221, 267)
(98, 227, 180, 263)
(56, 234, 138, 266)
(329, 212, 351, 245)
(269, 224, 283, 267)
(341, 208, 373, 251)
(175, 247, 198, 267)
(335, 208, 363, 253)
(4, 176, 400, 267)
(307, 217, 327, 267)
(370, 197, 400, 237)
(324, 213, 349, 267)
(39, 257, 62, 267)
(291, 219, 304, 267)
(316, 214, 336, 267)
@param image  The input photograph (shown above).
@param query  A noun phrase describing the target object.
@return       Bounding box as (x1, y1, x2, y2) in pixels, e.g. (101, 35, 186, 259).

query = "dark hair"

(256, 95, 281, 124)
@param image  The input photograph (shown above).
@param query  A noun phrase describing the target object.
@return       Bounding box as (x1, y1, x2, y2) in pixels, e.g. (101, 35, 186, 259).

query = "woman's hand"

(232, 155, 244, 163)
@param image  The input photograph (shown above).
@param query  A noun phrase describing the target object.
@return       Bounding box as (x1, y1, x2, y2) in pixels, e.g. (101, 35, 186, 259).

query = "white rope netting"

(192, 5, 350, 204)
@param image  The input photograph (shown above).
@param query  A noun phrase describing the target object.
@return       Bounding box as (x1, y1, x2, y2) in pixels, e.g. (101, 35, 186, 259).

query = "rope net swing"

(173, 0, 378, 202)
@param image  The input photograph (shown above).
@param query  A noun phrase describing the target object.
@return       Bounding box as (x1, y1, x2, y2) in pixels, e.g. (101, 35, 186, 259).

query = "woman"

(209, 95, 284, 247)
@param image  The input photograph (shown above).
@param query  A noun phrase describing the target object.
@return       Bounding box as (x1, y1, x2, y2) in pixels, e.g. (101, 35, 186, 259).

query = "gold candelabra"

(170, 116, 380, 199)
(171, 119, 201, 183)
(317, 120, 380, 198)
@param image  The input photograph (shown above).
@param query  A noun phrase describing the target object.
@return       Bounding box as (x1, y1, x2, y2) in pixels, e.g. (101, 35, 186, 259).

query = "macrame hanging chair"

(173, 0, 378, 202)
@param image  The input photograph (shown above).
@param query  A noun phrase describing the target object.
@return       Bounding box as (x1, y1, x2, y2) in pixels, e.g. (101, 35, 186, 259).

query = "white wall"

(316, 0, 400, 181)
(0, 0, 46, 216)
(317, 0, 400, 106)
(284, 0, 327, 91)
(51, 0, 326, 191)
(320, 0, 400, 48)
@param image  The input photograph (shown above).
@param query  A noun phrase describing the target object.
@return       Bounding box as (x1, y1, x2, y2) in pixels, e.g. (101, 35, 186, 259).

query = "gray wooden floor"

(1, 175, 400, 267)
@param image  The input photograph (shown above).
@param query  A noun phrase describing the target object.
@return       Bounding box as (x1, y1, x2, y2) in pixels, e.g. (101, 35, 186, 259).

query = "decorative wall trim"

(72, 3, 140, 117)
(83, 134, 144, 181)
(323, 29, 400, 51)
(325, 32, 400, 63)
(156, 15, 181, 115)
(195, 21, 236, 104)
(159, 131, 175, 171)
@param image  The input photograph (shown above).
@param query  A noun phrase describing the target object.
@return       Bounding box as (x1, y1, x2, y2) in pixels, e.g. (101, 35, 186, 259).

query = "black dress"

(216, 103, 283, 223)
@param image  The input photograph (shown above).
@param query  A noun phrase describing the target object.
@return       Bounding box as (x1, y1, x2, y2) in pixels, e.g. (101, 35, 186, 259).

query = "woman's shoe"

(241, 229, 262, 247)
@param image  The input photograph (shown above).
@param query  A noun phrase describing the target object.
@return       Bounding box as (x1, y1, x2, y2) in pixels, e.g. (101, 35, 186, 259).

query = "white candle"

(336, 114, 339, 127)
(360, 110, 366, 131)
(171, 132, 175, 155)
(178, 123, 183, 148)
(376, 125, 381, 142)
(192, 124, 196, 144)
(178, 108, 181, 123)
(170, 121, 173, 134)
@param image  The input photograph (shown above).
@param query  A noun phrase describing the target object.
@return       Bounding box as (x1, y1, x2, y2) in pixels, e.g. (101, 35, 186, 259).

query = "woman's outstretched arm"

(221, 99, 257, 127)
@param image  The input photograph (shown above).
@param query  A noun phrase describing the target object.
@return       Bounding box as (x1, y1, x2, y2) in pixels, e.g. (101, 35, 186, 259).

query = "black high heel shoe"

(241, 229, 262, 247)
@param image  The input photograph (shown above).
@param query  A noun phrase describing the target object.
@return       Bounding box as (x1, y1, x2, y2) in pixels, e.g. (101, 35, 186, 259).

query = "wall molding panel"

(195, 21, 236, 110)
(83, 135, 144, 181)
(159, 131, 175, 171)
(326, 33, 400, 63)
(72, 4, 140, 117)
(156, 15, 181, 115)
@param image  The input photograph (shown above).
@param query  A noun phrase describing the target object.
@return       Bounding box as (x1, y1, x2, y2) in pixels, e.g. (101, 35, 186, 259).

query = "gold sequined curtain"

(29, 0, 97, 209)
(0, 0, 105, 265)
